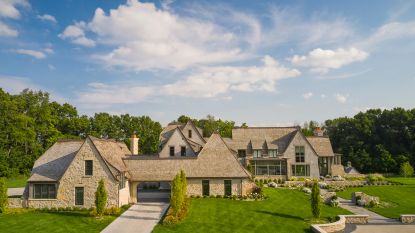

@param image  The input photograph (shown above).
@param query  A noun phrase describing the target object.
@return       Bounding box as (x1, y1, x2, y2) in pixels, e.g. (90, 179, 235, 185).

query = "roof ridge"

(233, 126, 300, 129)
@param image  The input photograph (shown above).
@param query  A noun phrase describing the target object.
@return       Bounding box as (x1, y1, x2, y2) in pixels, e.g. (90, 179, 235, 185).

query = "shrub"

(89, 207, 97, 217)
(95, 179, 107, 216)
(400, 162, 414, 177)
(0, 178, 7, 213)
(216, 195, 222, 198)
(104, 207, 121, 216)
(368, 200, 377, 208)
(311, 182, 321, 219)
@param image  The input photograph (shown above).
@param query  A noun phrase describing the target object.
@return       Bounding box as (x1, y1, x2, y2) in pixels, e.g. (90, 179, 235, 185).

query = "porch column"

(129, 181, 139, 204)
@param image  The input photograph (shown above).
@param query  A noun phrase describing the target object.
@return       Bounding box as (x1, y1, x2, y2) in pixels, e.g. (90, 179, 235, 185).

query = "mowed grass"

(5, 175, 28, 188)
(153, 188, 350, 233)
(0, 209, 116, 233)
(337, 178, 415, 218)
(386, 177, 415, 185)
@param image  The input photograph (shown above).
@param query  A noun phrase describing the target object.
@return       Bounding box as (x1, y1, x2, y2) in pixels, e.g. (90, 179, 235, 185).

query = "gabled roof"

(28, 140, 83, 182)
(124, 133, 250, 181)
(159, 121, 205, 153)
(28, 137, 131, 182)
(305, 136, 335, 157)
(227, 127, 299, 153)
(183, 121, 206, 143)
(89, 136, 129, 172)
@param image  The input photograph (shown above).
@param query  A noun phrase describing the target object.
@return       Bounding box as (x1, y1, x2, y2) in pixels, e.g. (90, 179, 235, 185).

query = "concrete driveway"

(101, 202, 169, 233)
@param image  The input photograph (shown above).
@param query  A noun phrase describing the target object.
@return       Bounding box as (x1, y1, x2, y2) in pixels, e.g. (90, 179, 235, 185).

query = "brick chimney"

(313, 127, 323, 137)
(130, 134, 139, 155)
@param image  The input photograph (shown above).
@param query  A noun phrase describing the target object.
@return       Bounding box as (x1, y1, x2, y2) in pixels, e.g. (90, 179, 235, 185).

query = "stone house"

(21, 121, 341, 208)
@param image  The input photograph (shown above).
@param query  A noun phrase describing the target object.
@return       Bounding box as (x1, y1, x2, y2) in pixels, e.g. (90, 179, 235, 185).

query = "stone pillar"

(129, 181, 139, 203)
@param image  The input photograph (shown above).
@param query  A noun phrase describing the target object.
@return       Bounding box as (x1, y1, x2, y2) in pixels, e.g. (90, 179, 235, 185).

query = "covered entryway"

(137, 182, 170, 202)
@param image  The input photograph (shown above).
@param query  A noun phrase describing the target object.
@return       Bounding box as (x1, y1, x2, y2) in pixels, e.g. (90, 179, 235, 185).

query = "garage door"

(137, 182, 170, 202)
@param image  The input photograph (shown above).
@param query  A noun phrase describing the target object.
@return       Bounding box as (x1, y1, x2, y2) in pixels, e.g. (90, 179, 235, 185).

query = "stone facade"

(8, 197, 26, 208)
(186, 178, 253, 196)
(26, 138, 122, 208)
(159, 129, 196, 158)
(284, 132, 320, 178)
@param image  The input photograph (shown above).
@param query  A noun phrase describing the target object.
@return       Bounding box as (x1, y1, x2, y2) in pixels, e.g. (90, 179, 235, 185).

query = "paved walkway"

(337, 197, 399, 224)
(101, 202, 170, 233)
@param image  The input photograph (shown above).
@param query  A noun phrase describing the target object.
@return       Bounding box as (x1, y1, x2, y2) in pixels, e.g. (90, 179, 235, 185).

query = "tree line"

(0, 88, 162, 177)
(1, 88, 414, 177)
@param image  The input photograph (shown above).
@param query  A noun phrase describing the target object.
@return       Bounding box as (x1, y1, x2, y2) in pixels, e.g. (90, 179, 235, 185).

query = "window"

(119, 174, 125, 189)
(292, 164, 310, 176)
(224, 180, 232, 196)
(202, 180, 209, 196)
(75, 187, 84, 205)
(85, 160, 93, 176)
(295, 146, 305, 162)
(253, 160, 287, 176)
(169, 146, 175, 156)
(33, 184, 56, 199)
(269, 149, 278, 157)
(188, 130, 192, 138)
(253, 150, 262, 158)
(181, 146, 186, 156)
(237, 150, 246, 158)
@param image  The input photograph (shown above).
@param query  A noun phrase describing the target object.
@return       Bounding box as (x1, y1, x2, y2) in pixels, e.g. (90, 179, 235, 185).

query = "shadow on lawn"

(255, 210, 304, 221)
(41, 211, 89, 217)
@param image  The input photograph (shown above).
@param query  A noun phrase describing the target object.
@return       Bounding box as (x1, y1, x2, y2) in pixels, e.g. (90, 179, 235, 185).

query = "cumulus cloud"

(37, 14, 57, 23)
(59, 22, 95, 47)
(0, 0, 29, 19)
(14, 49, 47, 59)
(290, 47, 368, 74)
(303, 92, 313, 100)
(335, 93, 348, 103)
(0, 21, 18, 37)
(61, 0, 247, 70)
(77, 56, 300, 104)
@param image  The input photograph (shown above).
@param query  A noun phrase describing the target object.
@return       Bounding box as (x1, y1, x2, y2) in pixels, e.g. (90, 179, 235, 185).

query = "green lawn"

(153, 188, 350, 233)
(386, 177, 415, 185)
(0, 209, 116, 233)
(5, 175, 28, 188)
(337, 178, 415, 219)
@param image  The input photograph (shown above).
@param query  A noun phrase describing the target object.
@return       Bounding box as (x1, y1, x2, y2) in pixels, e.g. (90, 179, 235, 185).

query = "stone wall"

(8, 197, 26, 208)
(400, 215, 415, 224)
(352, 192, 380, 206)
(26, 138, 120, 208)
(311, 215, 369, 233)
(187, 178, 245, 196)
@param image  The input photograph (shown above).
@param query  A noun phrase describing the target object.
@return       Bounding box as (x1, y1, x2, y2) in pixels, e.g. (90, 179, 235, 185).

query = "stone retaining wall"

(311, 215, 369, 233)
(285, 180, 366, 188)
(400, 215, 415, 224)
(8, 197, 27, 208)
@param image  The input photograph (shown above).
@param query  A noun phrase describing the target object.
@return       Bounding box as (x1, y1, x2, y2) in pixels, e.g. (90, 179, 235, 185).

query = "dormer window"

(253, 150, 261, 158)
(238, 150, 246, 157)
(269, 149, 278, 157)
(188, 130, 192, 138)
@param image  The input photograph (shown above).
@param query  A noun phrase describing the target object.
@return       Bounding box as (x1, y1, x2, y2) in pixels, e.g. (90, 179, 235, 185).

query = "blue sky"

(1, 0, 415, 126)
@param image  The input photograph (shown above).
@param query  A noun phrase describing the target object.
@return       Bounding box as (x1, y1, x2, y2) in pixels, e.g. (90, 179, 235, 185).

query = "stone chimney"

(313, 127, 324, 137)
(130, 134, 139, 155)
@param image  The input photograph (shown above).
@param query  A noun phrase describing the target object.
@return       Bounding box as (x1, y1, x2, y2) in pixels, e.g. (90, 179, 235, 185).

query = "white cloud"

(59, 22, 95, 47)
(303, 92, 313, 100)
(335, 93, 348, 104)
(290, 47, 368, 74)
(62, 0, 246, 70)
(37, 14, 57, 23)
(14, 49, 47, 59)
(0, 0, 29, 19)
(359, 21, 415, 49)
(77, 56, 300, 104)
(0, 21, 18, 37)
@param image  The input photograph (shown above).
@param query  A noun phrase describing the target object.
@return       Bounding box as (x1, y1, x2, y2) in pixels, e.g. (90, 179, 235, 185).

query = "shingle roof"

(305, 136, 335, 157)
(89, 136, 129, 172)
(28, 137, 131, 182)
(125, 133, 250, 181)
(228, 127, 299, 153)
(28, 140, 83, 182)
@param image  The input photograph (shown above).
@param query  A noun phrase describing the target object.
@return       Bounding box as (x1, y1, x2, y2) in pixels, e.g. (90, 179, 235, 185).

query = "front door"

(75, 187, 84, 206)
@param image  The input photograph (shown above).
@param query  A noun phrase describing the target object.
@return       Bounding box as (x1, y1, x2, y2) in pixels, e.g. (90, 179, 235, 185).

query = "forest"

(0, 88, 414, 177)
